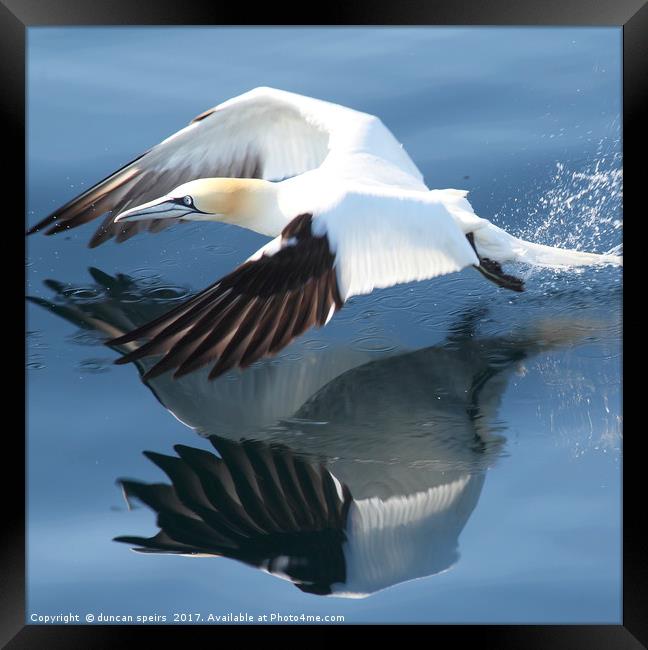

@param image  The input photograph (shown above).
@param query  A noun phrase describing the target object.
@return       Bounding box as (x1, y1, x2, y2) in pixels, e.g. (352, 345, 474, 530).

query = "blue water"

(26, 27, 622, 624)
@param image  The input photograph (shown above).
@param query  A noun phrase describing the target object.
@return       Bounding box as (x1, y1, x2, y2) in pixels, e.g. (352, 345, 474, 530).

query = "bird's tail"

(508, 238, 623, 268)
(473, 223, 623, 269)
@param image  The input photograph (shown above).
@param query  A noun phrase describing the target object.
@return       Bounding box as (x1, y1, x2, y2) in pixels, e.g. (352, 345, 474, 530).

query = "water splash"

(500, 140, 622, 255)
(489, 140, 623, 303)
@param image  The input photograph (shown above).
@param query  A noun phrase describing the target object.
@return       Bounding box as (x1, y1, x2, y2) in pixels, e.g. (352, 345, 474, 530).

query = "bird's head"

(114, 178, 280, 235)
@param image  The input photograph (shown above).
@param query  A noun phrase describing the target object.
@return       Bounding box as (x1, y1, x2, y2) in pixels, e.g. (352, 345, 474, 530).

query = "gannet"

(32, 274, 610, 595)
(115, 434, 488, 598)
(110, 317, 607, 597)
(27, 87, 622, 380)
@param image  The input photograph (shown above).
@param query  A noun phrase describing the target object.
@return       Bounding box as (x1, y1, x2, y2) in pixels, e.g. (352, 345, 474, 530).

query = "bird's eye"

(183, 195, 193, 206)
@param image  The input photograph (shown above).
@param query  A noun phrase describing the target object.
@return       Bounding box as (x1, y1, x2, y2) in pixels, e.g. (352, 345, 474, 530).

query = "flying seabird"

(27, 87, 623, 380)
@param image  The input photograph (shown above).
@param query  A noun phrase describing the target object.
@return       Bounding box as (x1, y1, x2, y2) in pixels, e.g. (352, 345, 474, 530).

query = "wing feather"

(28, 88, 332, 245)
(316, 191, 480, 300)
(115, 435, 353, 594)
(108, 194, 479, 379)
(109, 213, 343, 380)
(28, 87, 427, 246)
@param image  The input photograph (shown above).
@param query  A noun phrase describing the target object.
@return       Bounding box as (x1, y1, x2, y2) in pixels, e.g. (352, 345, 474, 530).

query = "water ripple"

(142, 286, 190, 302)
(351, 335, 397, 352)
(205, 244, 236, 256)
(79, 358, 113, 374)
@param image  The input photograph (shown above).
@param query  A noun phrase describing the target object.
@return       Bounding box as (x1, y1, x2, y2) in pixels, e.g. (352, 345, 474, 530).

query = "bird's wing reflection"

(30, 267, 608, 497)
(340, 472, 485, 597)
(30, 268, 612, 597)
(116, 435, 482, 597)
(29, 267, 597, 449)
(117, 435, 352, 596)
(28, 268, 380, 434)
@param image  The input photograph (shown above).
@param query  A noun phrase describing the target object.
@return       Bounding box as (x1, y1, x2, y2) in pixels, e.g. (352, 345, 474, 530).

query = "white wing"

(28, 86, 426, 245)
(315, 190, 480, 300)
(333, 474, 484, 598)
(188, 87, 424, 186)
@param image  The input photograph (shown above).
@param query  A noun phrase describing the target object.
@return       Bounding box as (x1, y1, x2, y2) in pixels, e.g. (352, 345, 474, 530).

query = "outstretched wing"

(27, 88, 335, 246)
(28, 86, 423, 247)
(116, 435, 353, 596)
(109, 213, 344, 380)
(108, 196, 478, 380)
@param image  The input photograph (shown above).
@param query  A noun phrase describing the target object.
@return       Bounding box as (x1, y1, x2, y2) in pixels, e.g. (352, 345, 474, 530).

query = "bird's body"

(28, 87, 622, 380)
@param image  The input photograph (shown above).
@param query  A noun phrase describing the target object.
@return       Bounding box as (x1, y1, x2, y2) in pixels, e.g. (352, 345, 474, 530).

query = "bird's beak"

(114, 197, 197, 223)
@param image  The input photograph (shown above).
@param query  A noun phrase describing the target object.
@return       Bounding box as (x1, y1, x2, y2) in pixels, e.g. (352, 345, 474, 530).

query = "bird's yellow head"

(114, 178, 281, 236)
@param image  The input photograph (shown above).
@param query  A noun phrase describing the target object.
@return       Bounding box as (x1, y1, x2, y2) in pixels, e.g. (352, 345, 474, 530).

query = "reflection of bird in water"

(30, 269, 609, 596)
(28, 267, 601, 448)
(116, 434, 488, 597)
(28, 87, 621, 380)
(28, 268, 378, 435)
(113, 315, 599, 596)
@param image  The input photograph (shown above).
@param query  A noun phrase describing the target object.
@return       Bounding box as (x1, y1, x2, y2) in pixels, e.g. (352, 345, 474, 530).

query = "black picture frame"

(8, 0, 640, 645)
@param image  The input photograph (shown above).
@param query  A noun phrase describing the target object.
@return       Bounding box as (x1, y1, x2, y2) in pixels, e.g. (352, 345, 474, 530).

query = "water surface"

(27, 27, 621, 624)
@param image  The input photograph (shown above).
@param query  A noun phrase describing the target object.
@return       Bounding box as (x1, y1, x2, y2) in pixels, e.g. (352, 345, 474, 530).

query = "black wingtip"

(107, 330, 143, 348)
(26, 216, 55, 236)
(141, 450, 178, 474)
(113, 535, 147, 545)
(141, 359, 174, 381)
(88, 266, 116, 286)
(111, 341, 150, 364)
(25, 295, 47, 307)
(100, 212, 341, 381)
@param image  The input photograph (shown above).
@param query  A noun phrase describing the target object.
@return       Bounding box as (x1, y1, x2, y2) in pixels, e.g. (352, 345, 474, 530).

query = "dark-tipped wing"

(27, 87, 332, 247)
(108, 214, 344, 380)
(26, 151, 194, 248)
(115, 435, 353, 596)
